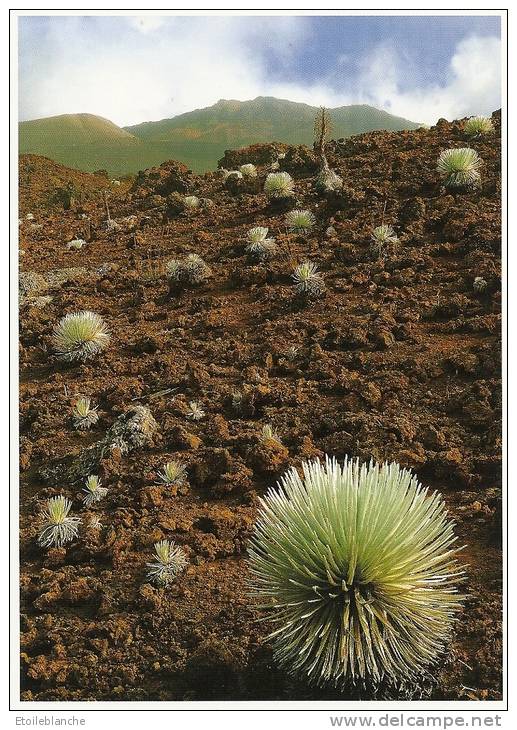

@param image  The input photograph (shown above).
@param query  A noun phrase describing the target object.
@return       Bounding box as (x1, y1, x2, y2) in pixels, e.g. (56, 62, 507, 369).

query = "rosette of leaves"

(292, 261, 325, 298)
(245, 226, 278, 262)
(285, 209, 316, 234)
(370, 225, 399, 258)
(167, 254, 212, 288)
(437, 148, 482, 189)
(38, 496, 81, 548)
(72, 397, 99, 430)
(240, 163, 258, 179)
(52, 311, 109, 363)
(248, 456, 464, 689)
(264, 172, 295, 200)
(146, 540, 188, 586)
(464, 116, 494, 138)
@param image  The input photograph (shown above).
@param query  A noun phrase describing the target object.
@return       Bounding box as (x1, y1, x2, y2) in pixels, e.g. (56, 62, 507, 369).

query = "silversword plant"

(292, 261, 325, 298)
(260, 424, 282, 445)
(38, 496, 82, 548)
(240, 164, 257, 179)
(285, 209, 316, 234)
(437, 148, 482, 189)
(53, 311, 110, 363)
(370, 224, 399, 257)
(246, 226, 277, 262)
(87, 515, 103, 532)
(248, 456, 464, 688)
(146, 539, 188, 586)
(231, 391, 243, 412)
(464, 116, 494, 138)
(67, 238, 86, 250)
(184, 195, 201, 210)
(247, 226, 269, 244)
(82, 475, 108, 508)
(72, 396, 99, 430)
(167, 254, 212, 286)
(186, 401, 205, 421)
(473, 276, 488, 293)
(264, 172, 295, 200)
(157, 460, 187, 487)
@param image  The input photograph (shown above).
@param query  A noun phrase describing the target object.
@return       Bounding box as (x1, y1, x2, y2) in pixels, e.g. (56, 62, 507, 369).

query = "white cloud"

(350, 35, 502, 123)
(19, 18, 501, 127)
(19, 16, 307, 126)
(269, 35, 501, 124)
(127, 16, 168, 34)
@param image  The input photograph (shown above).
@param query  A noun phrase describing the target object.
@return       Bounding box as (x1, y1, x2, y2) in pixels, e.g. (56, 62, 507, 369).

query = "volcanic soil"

(18, 112, 502, 701)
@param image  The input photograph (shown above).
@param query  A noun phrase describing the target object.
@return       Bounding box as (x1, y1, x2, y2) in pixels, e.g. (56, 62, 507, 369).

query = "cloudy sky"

(18, 14, 502, 127)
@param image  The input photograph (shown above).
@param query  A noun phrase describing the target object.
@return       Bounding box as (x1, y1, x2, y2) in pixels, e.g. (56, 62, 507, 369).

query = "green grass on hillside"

(19, 98, 421, 175)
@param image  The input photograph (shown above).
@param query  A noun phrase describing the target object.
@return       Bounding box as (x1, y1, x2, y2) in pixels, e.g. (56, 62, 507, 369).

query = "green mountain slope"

(127, 97, 419, 147)
(18, 113, 148, 175)
(19, 98, 420, 175)
(20, 113, 138, 145)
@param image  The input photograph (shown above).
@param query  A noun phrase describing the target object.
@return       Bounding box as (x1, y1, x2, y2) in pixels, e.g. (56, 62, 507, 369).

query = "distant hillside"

(20, 113, 138, 146)
(18, 113, 152, 175)
(127, 97, 419, 146)
(19, 98, 420, 174)
(18, 153, 120, 214)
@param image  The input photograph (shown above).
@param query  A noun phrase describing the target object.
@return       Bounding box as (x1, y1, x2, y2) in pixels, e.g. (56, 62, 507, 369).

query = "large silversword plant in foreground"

(247, 456, 464, 689)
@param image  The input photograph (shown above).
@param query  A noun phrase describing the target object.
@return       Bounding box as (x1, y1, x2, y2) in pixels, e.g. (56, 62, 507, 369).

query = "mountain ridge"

(19, 97, 421, 174)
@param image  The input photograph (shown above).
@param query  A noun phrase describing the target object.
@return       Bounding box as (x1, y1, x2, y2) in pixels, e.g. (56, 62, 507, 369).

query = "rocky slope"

(18, 112, 502, 701)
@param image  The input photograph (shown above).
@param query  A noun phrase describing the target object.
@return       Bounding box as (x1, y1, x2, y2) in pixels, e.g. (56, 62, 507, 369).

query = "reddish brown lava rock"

(18, 113, 502, 701)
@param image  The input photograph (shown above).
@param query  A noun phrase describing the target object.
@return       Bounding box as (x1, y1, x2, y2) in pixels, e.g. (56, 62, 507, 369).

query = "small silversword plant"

(82, 475, 108, 507)
(184, 195, 200, 210)
(157, 460, 187, 487)
(72, 397, 99, 430)
(248, 456, 464, 689)
(87, 515, 103, 532)
(53, 311, 109, 363)
(240, 164, 257, 179)
(264, 172, 295, 200)
(186, 401, 205, 421)
(38, 496, 82, 548)
(260, 424, 282, 445)
(167, 254, 212, 286)
(464, 116, 494, 138)
(232, 391, 243, 412)
(437, 148, 482, 189)
(285, 209, 316, 234)
(292, 262, 325, 298)
(370, 225, 399, 257)
(246, 226, 277, 262)
(146, 539, 188, 586)
(247, 227, 269, 244)
(67, 238, 86, 250)
(473, 276, 488, 293)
